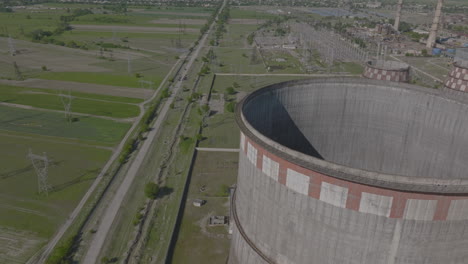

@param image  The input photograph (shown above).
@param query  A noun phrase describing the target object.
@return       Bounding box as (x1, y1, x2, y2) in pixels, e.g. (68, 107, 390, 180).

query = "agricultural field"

(0, 131, 112, 264)
(0, 2, 212, 263)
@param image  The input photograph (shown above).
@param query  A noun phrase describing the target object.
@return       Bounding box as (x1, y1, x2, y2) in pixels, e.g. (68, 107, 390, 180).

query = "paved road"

(27, 53, 182, 264)
(81, 1, 227, 263)
(196, 147, 240, 152)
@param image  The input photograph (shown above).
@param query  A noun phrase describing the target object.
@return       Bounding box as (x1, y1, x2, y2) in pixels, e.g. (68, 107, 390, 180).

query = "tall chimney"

(426, 0, 444, 49)
(394, 0, 404, 31)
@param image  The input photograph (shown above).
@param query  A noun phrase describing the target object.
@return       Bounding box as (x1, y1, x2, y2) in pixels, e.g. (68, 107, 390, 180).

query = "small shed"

(193, 199, 206, 207)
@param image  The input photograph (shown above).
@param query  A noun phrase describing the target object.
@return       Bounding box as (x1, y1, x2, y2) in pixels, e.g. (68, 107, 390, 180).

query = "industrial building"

(230, 78, 468, 264)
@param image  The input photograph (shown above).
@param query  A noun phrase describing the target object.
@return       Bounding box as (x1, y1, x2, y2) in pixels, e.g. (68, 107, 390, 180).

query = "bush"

(226, 87, 236, 95)
(145, 182, 160, 199)
(47, 235, 77, 264)
(226, 102, 235, 113)
(41, 65, 47, 71)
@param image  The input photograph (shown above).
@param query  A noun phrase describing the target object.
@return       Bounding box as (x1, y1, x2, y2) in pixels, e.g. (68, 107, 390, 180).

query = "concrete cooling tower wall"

(229, 78, 468, 264)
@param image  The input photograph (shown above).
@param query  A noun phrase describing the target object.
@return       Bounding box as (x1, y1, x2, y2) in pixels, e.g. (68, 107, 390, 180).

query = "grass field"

(229, 7, 276, 19)
(0, 105, 130, 144)
(171, 151, 238, 264)
(0, 132, 111, 264)
(0, 85, 140, 118)
(36, 72, 143, 88)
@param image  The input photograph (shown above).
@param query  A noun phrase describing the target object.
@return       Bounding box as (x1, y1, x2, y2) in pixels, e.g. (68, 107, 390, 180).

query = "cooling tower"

(229, 78, 468, 264)
(363, 60, 410, 82)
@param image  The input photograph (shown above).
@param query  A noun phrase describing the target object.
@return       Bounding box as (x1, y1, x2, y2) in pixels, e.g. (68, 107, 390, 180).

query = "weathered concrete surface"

(230, 151, 468, 264)
(242, 78, 468, 181)
(229, 78, 468, 264)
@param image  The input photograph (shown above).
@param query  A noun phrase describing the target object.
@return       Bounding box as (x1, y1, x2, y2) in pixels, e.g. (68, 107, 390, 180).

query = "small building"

(282, 44, 296, 50)
(193, 199, 206, 207)
(208, 216, 229, 226)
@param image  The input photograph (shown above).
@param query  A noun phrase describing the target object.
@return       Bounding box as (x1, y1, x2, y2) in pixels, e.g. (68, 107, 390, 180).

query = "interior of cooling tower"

(241, 78, 468, 180)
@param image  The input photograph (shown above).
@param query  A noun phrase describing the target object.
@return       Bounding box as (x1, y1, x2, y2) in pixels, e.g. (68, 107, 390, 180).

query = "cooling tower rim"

(236, 77, 468, 194)
(366, 60, 410, 72)
(453, 61, 468, 70)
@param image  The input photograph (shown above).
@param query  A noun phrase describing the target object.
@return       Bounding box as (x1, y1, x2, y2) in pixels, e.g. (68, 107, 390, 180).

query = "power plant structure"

(444, 49, 468, 94)
(230, 78, 468, 264)
(393, 0, 404, 31)
(363, 60, 410, 82)
(426, 0, 444, 48)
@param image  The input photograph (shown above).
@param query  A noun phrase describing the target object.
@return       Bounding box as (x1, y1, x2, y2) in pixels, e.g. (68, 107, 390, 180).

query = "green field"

(229, 8, 276, 19)
(0, 105, 130, 144)
(37, 72, 142, 88)
(0, 132, 111, 264)
(171, 151, 238, 264)
(0, 85, 140, 118)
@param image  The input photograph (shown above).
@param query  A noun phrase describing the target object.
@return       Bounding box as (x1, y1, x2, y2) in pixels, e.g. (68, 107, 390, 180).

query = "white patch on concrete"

(262, 155, 279, 181)
(286, 169, 309, 195)
(359, 192, 393, 217)
(319, 182, 348, 208)
(240, 133, 245, 151)
(247, 142, 257, 166)
(447, 199, 468, 220)
(403, 199, 437, 221)
(387, 219, 402, 264)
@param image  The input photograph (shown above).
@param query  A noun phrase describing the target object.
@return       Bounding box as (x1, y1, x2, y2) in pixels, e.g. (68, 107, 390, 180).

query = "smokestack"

(394, 0, 404, 31)
(426, 0, 444, 49)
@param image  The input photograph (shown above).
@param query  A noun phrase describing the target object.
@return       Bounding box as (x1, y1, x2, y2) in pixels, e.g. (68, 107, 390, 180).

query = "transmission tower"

(112, 27, 117, 43)
(127, 53, 132, 73)
(13, 61, 23, 80)
(28, 149, 51, 195)
(139, 80, 154, 89)
(8, 35, 16, 56)
(59, 90, 73, 123)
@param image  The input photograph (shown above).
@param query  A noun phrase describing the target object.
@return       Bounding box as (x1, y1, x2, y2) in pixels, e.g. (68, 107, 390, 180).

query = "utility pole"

(8, 35, 16, 56)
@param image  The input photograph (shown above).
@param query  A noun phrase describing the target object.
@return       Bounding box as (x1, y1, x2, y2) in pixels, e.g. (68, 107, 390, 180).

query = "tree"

(226, 87, 236, 95)
(226, 102, 236, 113)
(421, 49, 428, 57)
(145, 182, 159, 199)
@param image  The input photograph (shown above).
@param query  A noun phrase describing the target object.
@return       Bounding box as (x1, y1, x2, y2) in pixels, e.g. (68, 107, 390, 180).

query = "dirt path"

(150, 18, 206, 24)
(82, 1, 227, 263)
(137, 10, 210, 17)
(0, 102, 135, 123)
(0, 132, 114, 151)
(0, 79, 152, 99)
(196, 147, 239, 152)
(72, 24, 198, 33)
